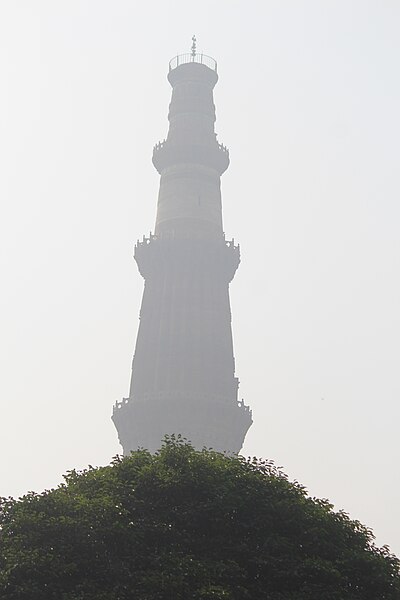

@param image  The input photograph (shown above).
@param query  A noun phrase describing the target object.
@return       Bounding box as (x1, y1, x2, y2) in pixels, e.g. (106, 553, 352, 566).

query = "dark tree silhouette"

(0, 438, 399, 599)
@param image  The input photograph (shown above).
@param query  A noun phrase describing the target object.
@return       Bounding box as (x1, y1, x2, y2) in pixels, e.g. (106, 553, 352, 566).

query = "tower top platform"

(169, 53, 217, 73)
(167, 55, 218, 88)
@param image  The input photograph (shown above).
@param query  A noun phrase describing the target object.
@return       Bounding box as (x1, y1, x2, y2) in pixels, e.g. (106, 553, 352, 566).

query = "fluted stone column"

(112, 54, 252, 454)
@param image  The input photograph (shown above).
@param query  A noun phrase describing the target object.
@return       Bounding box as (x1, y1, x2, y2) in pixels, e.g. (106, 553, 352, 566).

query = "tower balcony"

(113, 391, 252, 456)
(152, 140, 230, 175)
(167, 54, 219, 88)
(134, 234, 240, 282)
(169, 53, 217, 73)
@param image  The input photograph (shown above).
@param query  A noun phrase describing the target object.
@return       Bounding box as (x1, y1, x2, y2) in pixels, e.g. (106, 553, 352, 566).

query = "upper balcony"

(168, 53, 218, 88)
(169, 53, 217, 73)
(152, 139, 229, 175)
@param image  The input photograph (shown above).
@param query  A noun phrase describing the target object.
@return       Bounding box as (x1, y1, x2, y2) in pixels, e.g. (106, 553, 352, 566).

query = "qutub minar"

(112, 38, 252, 454)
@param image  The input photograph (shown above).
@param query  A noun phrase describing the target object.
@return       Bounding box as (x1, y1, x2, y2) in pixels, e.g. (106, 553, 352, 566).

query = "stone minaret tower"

(112, 42, 252, 454)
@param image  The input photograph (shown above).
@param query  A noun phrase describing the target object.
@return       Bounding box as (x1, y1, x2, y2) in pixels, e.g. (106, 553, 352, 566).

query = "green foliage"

(0, 437, 399, 599)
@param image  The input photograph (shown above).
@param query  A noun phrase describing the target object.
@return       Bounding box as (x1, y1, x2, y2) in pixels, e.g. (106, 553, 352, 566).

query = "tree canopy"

(0, 438, 399, 599)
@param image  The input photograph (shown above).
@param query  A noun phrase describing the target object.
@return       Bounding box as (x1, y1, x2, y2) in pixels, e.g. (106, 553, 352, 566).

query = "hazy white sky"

(1, 1, 399, 556)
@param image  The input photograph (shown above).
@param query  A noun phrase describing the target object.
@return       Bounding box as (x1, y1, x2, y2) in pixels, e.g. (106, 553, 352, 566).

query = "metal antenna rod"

(191, 35, 197, 59)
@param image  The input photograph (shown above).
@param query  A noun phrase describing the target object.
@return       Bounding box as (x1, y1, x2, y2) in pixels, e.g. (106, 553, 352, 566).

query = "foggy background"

(1, 1, 399, 555)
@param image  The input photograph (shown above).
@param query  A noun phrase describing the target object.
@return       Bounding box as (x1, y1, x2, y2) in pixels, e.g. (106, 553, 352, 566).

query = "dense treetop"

(0, 438, 399, 599)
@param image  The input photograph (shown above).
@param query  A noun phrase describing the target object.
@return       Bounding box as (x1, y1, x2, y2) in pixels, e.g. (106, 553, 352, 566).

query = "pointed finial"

(191, 35, 197, 59)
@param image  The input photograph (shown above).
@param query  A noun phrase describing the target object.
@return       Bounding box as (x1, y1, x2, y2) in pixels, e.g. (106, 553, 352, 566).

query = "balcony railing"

(153, 140, 229, 157)
(169, 53, 217, 73)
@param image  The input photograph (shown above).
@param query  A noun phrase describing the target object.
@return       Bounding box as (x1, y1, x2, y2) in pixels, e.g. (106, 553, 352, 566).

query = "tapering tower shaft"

(112, 53, 252, 454)
(153, 58, 228, 239)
